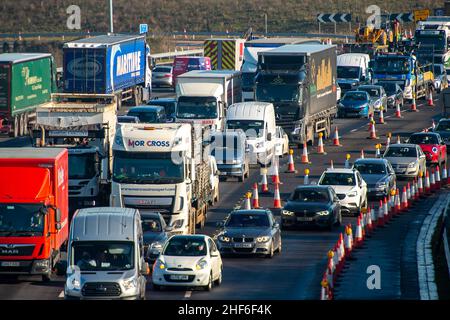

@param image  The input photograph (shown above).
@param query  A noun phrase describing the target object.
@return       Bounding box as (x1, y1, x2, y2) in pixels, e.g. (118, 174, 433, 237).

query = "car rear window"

(384, 146, 417, 157)
(409, 134, 438, 145)
(153, 67, 171, 73)
(319, 173, 356, 186)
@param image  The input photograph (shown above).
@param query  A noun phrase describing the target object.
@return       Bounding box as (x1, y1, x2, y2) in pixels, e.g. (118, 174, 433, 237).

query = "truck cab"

(111, 123, 212, 235)
(64, 207, 148, 300)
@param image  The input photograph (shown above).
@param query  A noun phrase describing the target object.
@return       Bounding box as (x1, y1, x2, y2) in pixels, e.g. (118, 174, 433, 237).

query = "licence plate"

(234, 243, 253, 248)
(297, 217, 313, 222)
(1, 261, 20, 267)
(170, 274, 189, 280)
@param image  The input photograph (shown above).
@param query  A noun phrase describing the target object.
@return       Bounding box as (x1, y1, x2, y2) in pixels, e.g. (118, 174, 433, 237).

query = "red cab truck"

(0, 148, 69, 281)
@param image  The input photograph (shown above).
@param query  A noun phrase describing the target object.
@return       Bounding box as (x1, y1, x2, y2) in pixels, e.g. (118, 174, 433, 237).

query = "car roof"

(358, 85, 382, 89)
(344, 90, 369, 95)
(410, 132, 439, 137)
(323, 168, 356, 174)
(231, 209, 271, 215)
(148, 98, 177, 103)
(354, 158, 388, 164)
(387, 143, 417, 148)
(169, 235, 208, 241)
(294, 185, 331, 191)
(128, 105, 165, 112)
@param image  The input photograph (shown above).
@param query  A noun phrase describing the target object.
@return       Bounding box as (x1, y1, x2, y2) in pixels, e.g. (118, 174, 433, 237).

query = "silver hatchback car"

(383, 143, 426, 179)
(152, 65, 173, 88)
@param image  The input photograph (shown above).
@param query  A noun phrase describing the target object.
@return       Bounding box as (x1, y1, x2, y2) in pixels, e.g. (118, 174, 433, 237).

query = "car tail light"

(163, 74, 172, 78)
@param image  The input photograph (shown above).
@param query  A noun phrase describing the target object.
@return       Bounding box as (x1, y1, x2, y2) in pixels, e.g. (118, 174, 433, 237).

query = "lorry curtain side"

(63, 38, 146, 94)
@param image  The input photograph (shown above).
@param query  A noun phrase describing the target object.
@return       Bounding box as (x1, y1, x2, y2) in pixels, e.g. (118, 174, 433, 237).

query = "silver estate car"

(383, 143, 426, 179)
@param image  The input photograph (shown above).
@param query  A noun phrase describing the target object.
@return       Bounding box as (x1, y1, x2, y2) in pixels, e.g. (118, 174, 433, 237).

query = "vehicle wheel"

(204, 273, 213, 291)
(42, 272, 52, 283)
(266, 242, 274, 259)
(276, 237, 282, 254)
(153, 284, 161, 291)
(214, 268, 223, 286)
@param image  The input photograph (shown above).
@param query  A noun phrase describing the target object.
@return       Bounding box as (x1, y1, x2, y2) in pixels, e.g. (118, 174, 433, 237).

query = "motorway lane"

(0, 97, 442, 300)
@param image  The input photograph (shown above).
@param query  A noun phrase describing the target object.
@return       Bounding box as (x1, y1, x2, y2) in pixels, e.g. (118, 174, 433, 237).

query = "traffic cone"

(321, 277, 330, 300)
(366, 207, 373, 233)
(395, 103, 402, 118)
(369, 120, 378, 139)
(360, 212, 366, 238)
(430, 169, 436, 192)
(386, 133, 391, 148)
(344, 225, 353, 257)
(271, 159, 282, 185)
(259, 168, 270, 194)
(379, 107, 385, 124)
(414, 179, 420, 201)
(435, 166, 441, 190)
(304, 168, 310, 185)
(425, 170, 431, 195)
(396, 135, 401, 144)
(333, 126, 342, 146)
(301, 142, 310, 164)
(395, 188, 401, 215)
(360, 149, 365, 159)
(407, 182, 411, 202)
(410, 93, 418, 112)
(369, 113, 374, 124)
(442, 166, 448, 187)
(285, 149, 297, 173)
(344, 154, 351, 169)
(272, 183, 282, 209)
(418, 171, 424, 196)
(427, 90, 434, 106)
(252, 183, 260, 209)
(244, 192, 252, 210)
(375, 144, 381, 158)
(401, 186, 408, 211)
(355, 217, 363, 247)
(377, 200, 385, 227)
(383, 197, 389, 223)
(432, 119, 436, 131)
(317, 132, 326, 154)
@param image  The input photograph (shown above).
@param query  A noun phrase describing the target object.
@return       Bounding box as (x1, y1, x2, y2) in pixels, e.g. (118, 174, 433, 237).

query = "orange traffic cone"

(435, 166, 441, 190)
(244, 192, 252, 210)
(396, 135, 401, 144)
(285, 149, 297, 173)
(369, 121, 377, 139)
(366, 207, 373, 233)
(377, 200, 385, 227)
(418, 172, 424, 196)
(410, 93, 418, 112)
(379, 107, 385, 124)
(386, 133, 391, 147)
(333, 126, 342, 146)
(383, 197, 389, 223)
(317, 132, 326, 154)
(395, 103, 402, 118)
(252, 183, 260, 209)
(330, 160, 334, 169)
(430, 169, 436, 192)
(260, 168, 270, 194)
(442, 166, 448, 187)
(432, 119, 436, 131)
(428, 90, 434, 106)
(304, 168, 310, 185)
(425, 170, 431, 195)
(401, 186, 408, 211)
(272, 183, 282, 209)
(271, 159, 282, 185)
(355, 217, 363, 247)
(301, 142, 310, 164)
(395, 188, 401, 215)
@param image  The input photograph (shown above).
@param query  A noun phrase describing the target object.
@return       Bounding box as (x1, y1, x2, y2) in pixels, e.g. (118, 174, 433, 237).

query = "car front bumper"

(152, 269, 211, 287)
(217, 240, 272, 255)
(216, 164, 245, 177)
(281, 215, 332, 228)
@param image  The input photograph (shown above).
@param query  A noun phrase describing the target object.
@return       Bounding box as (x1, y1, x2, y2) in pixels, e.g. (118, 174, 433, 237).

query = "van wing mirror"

(141, 261, 150, 275)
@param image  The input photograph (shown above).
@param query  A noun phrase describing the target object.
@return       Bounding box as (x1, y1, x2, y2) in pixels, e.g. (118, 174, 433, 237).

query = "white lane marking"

(350, 129, 358, 133)
(184, 290, 192, 298)
(58, 291, 64, 298)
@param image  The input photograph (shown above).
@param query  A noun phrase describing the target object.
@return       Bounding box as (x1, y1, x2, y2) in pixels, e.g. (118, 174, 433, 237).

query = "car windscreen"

(379, 83, 397, 95)
(353, 163, 386, 175)
(72, 241, 134, 271)
(127, 111, 158, 123)
(319, 173, 356, 186)
(436, 121, 450, 131)
(409, 134, 438, 145)
(343, 92, 368, 101)
(153, 67, 171, 73)
(225, 213, 270, 228)
(384, 146, 417, 157)
(359, 87, 380, 97)
(290, 189, 330, 202)
(337, 66, 361, 79)
(163, 238, 207, 256)
(142, 217, 162, 233)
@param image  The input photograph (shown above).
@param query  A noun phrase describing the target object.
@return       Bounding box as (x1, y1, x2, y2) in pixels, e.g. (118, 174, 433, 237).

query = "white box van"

(337, 53, 371, 93)
(225, 102, 276, 166)
(64, 207, 149, 300)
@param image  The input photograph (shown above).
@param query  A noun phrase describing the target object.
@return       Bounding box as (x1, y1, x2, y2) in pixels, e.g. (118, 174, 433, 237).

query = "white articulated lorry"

(175, 70, 242, 131)
(31, 93, 117, 215)
(110, 123, 214, 235)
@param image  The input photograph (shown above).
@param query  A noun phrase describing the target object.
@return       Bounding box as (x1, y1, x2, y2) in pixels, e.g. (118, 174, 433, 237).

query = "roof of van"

(245, 37, 321, 46)
(0, 53, 52, 64)
(337, 53, 370, 67)
(226, 102, 274, 120)
(260, 44, 335, 56)
(177, 70, 241, 78)
(0, 147, 64, 159)
(71, 207, 138, 241)
(64, 34, 145, 48)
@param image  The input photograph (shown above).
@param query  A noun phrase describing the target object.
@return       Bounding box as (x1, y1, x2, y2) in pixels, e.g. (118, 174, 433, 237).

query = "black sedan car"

(353, 158, 396, 199)
(281, 185, 342, 230)
(140, 212, 171, 263)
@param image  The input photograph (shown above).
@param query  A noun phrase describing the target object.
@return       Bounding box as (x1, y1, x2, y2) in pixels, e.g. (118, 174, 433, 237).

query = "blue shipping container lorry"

(63, 34, 151, 107)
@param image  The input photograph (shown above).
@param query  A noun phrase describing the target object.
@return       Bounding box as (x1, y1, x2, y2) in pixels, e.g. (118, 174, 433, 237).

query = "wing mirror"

(165, 226, 174, 232)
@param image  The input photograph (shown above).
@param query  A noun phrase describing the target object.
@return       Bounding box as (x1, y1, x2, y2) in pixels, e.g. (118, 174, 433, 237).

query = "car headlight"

(376, 182, 387, 189)
(432, 147, 438, 154)
(67, 276, 81, 290)
(218, 235, 230, 242)
(281, 209, 294, 216)
(408, 161, 417, 168)
(317, 210, 329, 216)
(171, 219, 184, 229)
(155, 259, 166, 270)
(348, 191, 357, 197)
(256, 236, 270, 243)
(122, 278, 137, 290)
(195, 258, 208, 270)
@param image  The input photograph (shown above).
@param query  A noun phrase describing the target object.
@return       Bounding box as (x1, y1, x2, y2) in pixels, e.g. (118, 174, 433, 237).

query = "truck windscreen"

(260, 55, 305, 71)
(416, 34, 446, 51)
(0, 204, 45, 236)
(374, 57, 411, 75)
(256, 82, 300, 103)
(69, 153, 97, 180)
(113, 151, 184, 184)
(176, 96, 217, 119)
(226, 120, 264, 138)
(337, 66, 361, 79)
(71, 241, 134, 271)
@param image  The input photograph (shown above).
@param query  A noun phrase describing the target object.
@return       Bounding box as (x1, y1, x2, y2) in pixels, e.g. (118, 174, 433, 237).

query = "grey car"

(378, 82, 403, 109)
(216, 209, 282, 258)
(151, 65, 173, 88)
(210, 131, 250, 182)
(433, 118, 450, 150)
(141, 212, 171, 263)
(383, 143, 426, 179)
(353, 158, 396, 199)
(357, 84, 387, 113)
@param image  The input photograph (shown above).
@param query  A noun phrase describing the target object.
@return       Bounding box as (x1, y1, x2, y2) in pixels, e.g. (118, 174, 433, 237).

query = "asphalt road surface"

(0, 93, 444, 300)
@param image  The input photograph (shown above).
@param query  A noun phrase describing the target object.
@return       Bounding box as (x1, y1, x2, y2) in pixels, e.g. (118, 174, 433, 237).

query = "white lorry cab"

(64, 207, 149, 300)
(175, 70, 242, 131)
(225, 102, 276, 166)
(111, 123, 213, 235)
(337, 53, 371, 92)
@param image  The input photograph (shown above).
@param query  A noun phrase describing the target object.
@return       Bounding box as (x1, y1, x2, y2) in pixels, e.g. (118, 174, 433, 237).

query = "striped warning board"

(221, 40, 236, 70)
(204, 39, 219, 69)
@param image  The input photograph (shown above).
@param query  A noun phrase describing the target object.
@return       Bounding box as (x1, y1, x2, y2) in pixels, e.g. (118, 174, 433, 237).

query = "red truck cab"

(0, 148, 68, 281)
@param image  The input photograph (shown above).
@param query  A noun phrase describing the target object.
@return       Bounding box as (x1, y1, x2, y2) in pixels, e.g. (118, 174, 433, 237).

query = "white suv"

(318, 168, 367, 216)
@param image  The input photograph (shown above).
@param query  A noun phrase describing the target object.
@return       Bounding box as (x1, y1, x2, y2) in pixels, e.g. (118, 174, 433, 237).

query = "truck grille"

(0, 244, 35, 256)
(82, 282, 121, 297)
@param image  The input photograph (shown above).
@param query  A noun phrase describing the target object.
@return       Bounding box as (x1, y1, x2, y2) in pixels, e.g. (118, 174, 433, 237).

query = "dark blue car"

(338, 90, 373, 118)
